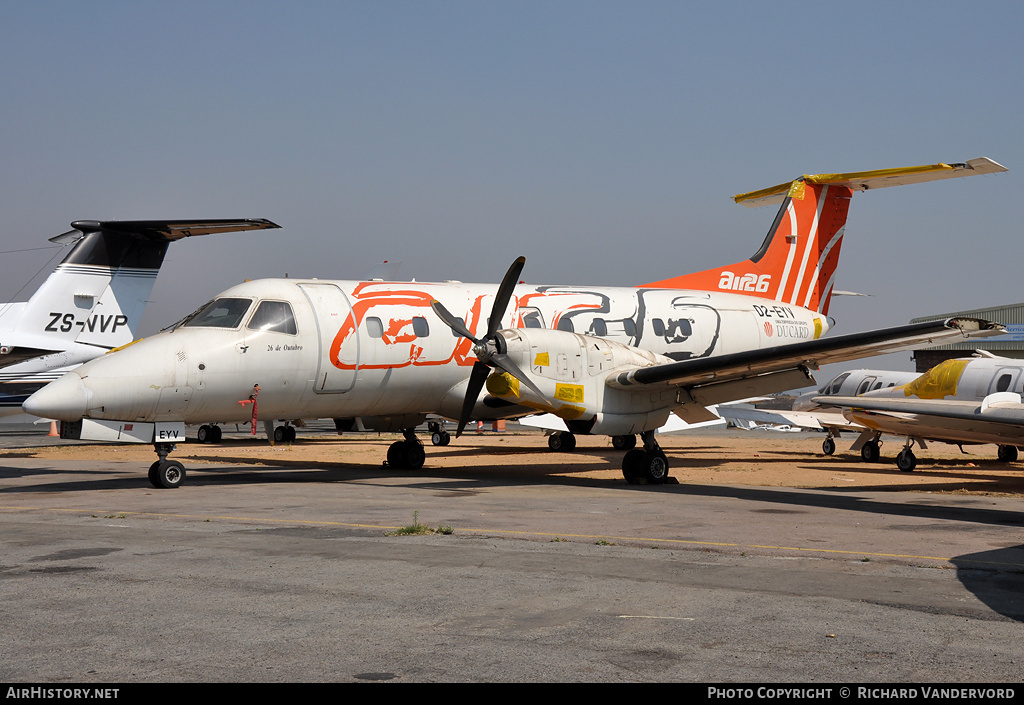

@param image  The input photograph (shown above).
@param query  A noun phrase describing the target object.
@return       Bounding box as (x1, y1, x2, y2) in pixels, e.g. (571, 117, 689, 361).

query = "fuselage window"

(522, 311, 543, 329)
(412, 316, 429, 337)
(366, 317, 384, 339)
(556, 317, 574, 333)
(247, 300, 297, 335)
(996, 373, 1012, 392)
(652, 318, 665, 337)
(182, 298, 252, 329)
(590, 318, 608, 336)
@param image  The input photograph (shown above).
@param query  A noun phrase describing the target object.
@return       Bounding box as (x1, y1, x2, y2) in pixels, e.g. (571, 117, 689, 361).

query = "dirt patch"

(4, 428, 1022, 496)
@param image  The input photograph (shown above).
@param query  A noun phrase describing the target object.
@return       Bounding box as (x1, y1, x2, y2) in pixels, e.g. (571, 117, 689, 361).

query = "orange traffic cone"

(47, 421, 59, 437)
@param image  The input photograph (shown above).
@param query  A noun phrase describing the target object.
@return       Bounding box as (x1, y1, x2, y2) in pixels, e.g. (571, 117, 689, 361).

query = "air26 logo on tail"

(718, 271, 770, 293)
(45, 312, 128, 334)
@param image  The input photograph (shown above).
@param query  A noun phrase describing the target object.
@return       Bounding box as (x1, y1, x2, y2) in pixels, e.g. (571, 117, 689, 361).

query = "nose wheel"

(148, 443, 186, 488)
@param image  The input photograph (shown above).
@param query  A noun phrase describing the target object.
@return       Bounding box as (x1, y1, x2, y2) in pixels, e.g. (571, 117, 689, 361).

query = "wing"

(816, 394, 1024, 426)
(816, 392, 1024, 446)
(606, 318, 1004, 423)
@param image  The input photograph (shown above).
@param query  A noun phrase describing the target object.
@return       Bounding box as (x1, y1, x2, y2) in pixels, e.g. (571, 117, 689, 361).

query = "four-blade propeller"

(430, 256, 544, 436)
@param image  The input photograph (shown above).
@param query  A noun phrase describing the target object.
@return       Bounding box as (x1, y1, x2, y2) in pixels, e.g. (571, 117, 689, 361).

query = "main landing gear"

(822, 436, 836, 456)
(148, 443, 185, 489)
(386, 429, 426, 470)
(621, 431, 670, 485)
(196, 424, 222, 443)
(428, 421, 451, 446)
(547, 431, 577, 452)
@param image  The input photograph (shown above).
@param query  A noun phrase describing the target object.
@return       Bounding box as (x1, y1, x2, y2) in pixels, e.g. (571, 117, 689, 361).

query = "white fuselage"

(30, 277, 831, 428)
(841, 357, 1024, 447)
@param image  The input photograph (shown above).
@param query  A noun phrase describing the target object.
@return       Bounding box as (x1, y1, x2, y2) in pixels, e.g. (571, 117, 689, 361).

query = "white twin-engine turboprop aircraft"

(24, 158, 1008, 488)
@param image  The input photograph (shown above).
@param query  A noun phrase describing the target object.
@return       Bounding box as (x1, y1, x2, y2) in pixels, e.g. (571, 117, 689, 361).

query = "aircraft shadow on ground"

(952, 545, 1024, 622)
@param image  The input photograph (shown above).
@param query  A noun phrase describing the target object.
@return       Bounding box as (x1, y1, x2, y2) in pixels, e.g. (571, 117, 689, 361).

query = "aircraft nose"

(24, 372, 92, 421)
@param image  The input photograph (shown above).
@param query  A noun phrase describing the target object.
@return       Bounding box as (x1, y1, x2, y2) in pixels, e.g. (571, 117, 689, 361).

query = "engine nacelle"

(485, 328, 676, 434)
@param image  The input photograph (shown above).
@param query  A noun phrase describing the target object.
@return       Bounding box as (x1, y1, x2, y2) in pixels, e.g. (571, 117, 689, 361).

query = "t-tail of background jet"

(643, 158, 1007, 315)
(0, 219, 280, 368)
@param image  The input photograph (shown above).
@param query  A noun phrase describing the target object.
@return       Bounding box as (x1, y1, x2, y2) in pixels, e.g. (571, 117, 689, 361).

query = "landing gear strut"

(148, 442, 186, 489)
(622, 431, 670, 485)
(860, 434, 882, 463)
(429, 421, 451, 446)
(386, 429, 426, 470)
(822, 436, 836, 456)
(896, 445, 917, 472)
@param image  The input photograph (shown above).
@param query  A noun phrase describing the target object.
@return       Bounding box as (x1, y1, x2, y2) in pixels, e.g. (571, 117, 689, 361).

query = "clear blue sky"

(2, 1, 1021, 378)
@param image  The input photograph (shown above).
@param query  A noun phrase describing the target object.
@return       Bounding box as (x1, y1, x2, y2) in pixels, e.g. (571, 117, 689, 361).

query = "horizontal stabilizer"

(50, 218, 280, 244)
(734, 157, 1007, 208)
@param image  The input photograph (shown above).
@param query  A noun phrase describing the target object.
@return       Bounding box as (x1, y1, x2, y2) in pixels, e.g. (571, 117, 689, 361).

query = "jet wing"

(605, 318, 1004, 422)
(716, 405, 866, 436)
(814, 395, 1024, 427)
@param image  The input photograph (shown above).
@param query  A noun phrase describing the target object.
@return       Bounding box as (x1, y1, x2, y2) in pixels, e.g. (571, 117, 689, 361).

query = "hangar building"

(911, 302, 1024, 372)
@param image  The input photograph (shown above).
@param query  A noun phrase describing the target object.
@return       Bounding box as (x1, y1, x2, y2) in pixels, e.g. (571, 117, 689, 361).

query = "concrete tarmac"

(1, 432, 1023, 683)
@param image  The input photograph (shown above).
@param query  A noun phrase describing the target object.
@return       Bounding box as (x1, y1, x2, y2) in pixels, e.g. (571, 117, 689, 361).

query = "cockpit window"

(182, 298, 253, 329)
(820, 372, 850, 395)
(247, 300, 297, 335)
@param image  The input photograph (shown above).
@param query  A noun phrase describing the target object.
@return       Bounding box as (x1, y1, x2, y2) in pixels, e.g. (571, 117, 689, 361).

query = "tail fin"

(0, 219, 279, 366)
(643, 158, 1007, 315)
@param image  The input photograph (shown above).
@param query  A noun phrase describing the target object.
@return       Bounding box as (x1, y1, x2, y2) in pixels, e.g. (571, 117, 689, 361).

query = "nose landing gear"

(148, 443, 186, 489)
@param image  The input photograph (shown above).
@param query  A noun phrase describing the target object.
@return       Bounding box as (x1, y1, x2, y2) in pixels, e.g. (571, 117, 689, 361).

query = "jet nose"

(791, 390, 819, 412)
(24, 372, 92, 421)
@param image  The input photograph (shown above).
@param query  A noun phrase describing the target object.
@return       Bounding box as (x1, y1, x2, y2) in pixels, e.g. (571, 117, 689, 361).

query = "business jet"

(23, 158, 1007, 488)
(0, 219, 279, 419)
(811, 352, 1024, 471)
(716, 368, 919, 454)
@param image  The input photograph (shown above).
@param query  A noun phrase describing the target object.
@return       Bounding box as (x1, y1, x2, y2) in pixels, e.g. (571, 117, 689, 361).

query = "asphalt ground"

(1, 425, 1022, 683)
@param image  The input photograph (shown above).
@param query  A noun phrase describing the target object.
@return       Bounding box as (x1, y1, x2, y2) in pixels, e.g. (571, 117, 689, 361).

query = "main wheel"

(401, 440, 426, 469)
(386, 440, 406, 468)
(197, 425, 212, 443)
(998, 445, 1018, 463)
(860, 441, 880, 463)
(431, 431, 450, 446)
(642, 450, 670, 484)
(612, 435, 637, 451)
(148, 461, 162, 488)
(896, 448, 917, 472)
(822, 437, 836, 456)
(153, 460, 186, 489)
(273, 426, 287, 443)
(209, 425, 222, 443)
(548, 432, 577, 452)
(622, 449, 645, 484)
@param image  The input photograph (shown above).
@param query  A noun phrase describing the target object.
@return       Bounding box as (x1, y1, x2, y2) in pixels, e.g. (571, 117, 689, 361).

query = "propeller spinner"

(430, 256, 544, 436)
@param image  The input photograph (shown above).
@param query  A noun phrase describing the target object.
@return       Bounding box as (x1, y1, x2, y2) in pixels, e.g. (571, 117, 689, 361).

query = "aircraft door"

(299, 283, 357, 393)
